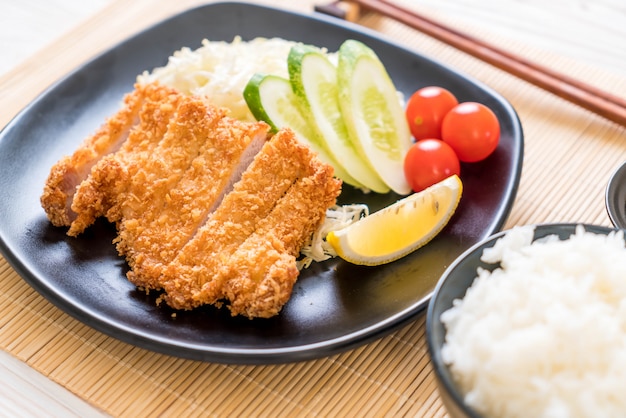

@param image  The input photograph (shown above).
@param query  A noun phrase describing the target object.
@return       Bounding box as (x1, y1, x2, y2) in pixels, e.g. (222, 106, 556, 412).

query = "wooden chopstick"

(348, 0, 626, 127)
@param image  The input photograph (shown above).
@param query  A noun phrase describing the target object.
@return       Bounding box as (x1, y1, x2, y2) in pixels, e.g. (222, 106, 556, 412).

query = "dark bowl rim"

(605, 161, 626, 229)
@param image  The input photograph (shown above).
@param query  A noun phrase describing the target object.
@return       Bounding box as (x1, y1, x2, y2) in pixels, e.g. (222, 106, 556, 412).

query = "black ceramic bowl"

(425, 223, 617, 418)
(606, 161, 626, 229)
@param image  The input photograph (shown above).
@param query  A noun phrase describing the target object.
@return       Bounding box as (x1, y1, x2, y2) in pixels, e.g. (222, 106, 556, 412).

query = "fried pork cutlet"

(41, 82, 342, 319)
(112, 97, 225, 260)
(161, 128, 319, 311)
(160, 128, 342, 318)
(68, 84, 185, 236)
(220, 161, 341, 318)
(115, 97, 269, 291)
(41, 83, 155, 227)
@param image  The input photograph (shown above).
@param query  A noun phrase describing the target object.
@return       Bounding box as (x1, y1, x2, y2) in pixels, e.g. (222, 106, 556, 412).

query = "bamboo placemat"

(1, 0, 625, 416)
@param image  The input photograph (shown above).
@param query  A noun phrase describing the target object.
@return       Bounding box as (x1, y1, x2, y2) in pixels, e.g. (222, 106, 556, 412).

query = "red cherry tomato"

(441, 102, 500, 163)
(403, 139, 461, 193)
(405, 87, 459, 140)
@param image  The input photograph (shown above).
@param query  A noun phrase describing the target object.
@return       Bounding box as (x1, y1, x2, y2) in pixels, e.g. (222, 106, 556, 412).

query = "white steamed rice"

(441, 225, 626, 418)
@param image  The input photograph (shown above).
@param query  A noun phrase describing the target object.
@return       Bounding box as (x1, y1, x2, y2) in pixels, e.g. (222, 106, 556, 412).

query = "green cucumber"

(243, 73, 362, 187)
(288, 44, 389, 194)
(337, 40, 412, 195)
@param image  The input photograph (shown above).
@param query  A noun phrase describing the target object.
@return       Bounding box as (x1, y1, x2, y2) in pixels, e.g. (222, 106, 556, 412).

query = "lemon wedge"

(327, 175, 463, 266)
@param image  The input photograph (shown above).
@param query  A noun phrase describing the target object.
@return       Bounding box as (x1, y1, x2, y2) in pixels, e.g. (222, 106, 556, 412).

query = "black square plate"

(0, 2, 523, 364)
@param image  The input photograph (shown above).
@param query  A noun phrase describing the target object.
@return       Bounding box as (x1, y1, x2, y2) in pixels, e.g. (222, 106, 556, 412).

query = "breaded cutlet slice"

(68, 83, 185, 236)
(220, 160, 342, 318)
(118, 101, 270, 291)
(40, 83, 150, 227)
(161, 128, 315, 310)
(113, 97, 227, 281)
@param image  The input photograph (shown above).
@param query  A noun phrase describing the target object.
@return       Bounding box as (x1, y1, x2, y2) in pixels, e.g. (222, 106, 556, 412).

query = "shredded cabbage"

(138, 36, 296, 121)
(297, 204, 369, 269)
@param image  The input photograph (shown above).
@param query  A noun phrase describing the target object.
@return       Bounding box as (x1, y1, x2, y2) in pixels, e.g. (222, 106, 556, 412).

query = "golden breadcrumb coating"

(68, 84, 185, 236)
(112, 97, 226, 286)
(104, 94, 269, 292)
(40, 83, 150, 226)
(161, 128, 319, 311)
(40, 82, 343, 319)
(220, 161, 341, 318)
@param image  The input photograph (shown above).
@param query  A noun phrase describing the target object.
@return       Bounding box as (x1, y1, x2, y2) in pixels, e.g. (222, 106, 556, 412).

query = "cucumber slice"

(288, 44, 389, 194)
(243, 73, 362, 187)
(337, 40, 412, 195)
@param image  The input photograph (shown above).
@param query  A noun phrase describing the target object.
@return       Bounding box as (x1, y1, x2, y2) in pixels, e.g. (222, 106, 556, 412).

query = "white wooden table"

(1, 0, 624, 415)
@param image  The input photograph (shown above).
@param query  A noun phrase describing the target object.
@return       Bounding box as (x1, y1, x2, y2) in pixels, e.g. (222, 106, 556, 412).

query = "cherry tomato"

(441, 102, 500, 163)
(403, 139, 461, 193)
(405, 86, 459, 140)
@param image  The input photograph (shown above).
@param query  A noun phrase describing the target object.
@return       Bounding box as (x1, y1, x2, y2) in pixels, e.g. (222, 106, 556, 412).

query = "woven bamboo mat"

(1, 0, 625, 416)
